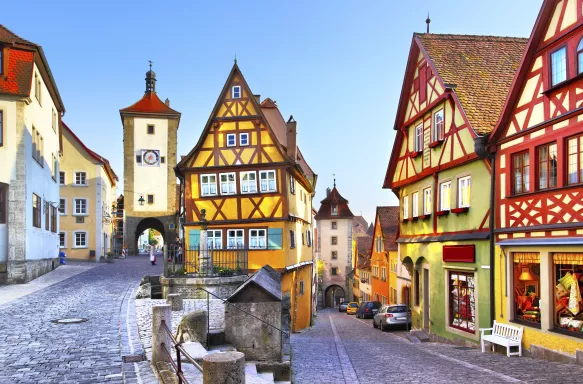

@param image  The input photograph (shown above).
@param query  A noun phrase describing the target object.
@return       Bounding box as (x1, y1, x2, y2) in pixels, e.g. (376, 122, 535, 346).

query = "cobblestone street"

(292, 309, 583, 384)
(0, 256, 160, 384)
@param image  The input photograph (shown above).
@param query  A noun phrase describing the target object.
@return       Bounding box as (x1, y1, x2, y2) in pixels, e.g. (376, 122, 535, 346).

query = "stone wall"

(225, 301, 282, 361)
(160, 275, 247, 300)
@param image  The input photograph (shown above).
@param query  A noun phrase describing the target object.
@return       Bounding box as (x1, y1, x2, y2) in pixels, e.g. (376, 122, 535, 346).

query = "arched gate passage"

(134, 217, 166, 254)
(325, 285, 345, 308)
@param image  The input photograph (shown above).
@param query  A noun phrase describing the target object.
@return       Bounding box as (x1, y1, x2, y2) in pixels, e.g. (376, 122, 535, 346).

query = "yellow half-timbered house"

(176, 63, 317, 332)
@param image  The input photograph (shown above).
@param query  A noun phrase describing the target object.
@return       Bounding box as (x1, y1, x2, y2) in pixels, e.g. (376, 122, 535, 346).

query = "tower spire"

(426, 12, 431, 33)
(145, 61, 156, 93)
(333, 174, 336, 188)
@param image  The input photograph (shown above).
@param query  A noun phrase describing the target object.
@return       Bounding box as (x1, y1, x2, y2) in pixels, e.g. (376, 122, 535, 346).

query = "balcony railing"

(166, 244, 248, 277)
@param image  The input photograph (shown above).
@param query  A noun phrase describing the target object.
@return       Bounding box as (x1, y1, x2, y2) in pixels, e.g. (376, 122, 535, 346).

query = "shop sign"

(443, 245, 475, 263)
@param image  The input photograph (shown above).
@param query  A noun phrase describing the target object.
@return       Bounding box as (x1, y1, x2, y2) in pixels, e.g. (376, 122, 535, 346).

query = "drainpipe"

(474, 135, 496, 325)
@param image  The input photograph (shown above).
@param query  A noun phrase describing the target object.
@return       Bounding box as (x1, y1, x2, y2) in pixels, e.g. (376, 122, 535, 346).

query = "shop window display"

(513, 253, 541, 326)
(449, 271, 475, 333)
(553, 253, 583, 336)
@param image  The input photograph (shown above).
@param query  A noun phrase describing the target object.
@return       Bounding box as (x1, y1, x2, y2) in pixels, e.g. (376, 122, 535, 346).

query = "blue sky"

(5, 0, 541, 224)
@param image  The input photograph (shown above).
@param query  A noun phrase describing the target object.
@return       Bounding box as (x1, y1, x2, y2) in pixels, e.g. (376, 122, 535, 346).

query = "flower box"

(436, 210, 450, 217)
(451, 207, 469, 214)
(418, 214, 431, 220)
(410, 151, 422, 158)
(429, 140, 444, 148)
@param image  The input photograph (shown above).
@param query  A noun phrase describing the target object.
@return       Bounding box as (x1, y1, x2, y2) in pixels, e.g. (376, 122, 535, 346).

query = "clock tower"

(120, 66, 181, 254)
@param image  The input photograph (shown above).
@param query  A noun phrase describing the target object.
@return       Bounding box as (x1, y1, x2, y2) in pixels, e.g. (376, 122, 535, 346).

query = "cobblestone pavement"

(0, 255, 161, 384)
(291, 308, 583, 384)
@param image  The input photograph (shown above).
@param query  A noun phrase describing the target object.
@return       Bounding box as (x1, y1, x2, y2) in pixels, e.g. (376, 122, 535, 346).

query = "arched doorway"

(324, 285, 345, 308)
(135, 217, 166, 255)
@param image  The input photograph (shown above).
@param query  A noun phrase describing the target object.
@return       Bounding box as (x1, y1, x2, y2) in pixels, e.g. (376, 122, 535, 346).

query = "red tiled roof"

(314, 186, 354, 220)
(356, 235, 372, 257)
(376, 206, 399, 251)
(416, 33, 527, 135)
(120, 92, 180, 115)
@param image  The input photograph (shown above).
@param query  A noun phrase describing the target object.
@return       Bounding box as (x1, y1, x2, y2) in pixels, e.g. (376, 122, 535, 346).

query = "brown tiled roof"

(353, 216, 368, 234)
(0, 24, 35, 46)
(356, 235, 372, 257)
(376, 206, 399, 251)
(416, 33, 527, 135)
(366, 223, 374, 236)
(314, 186, 354, 220)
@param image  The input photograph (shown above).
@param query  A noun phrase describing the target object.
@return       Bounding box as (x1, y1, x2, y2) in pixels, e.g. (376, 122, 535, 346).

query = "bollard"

(167, 293, 183, 311)
(203, 351, 245, 384)
(152, 304, 172, 366)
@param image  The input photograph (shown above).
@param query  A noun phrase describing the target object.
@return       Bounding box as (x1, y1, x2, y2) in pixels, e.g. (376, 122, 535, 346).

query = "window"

(45, 201, 49, 230)
(226, 133, 236, 147)
(331, 267, 338, 276)
(220, 173, 236, 195)
(161, 156, 165, 164)
(412, 191, 419, 217)
(59, 232, 66, 248)
(147, 125, 154, 134)
(402, 195, 409, 219)
(537, 143, 557, 190)
(423, 187, 432, 215)
(449, 271, 476, 333)
(512, 151, 530, 194)
(50, 206, 57, 233)
(458, 176, 471, 208)
(74, 232, 87, 248)
(0, 110, 3, 147)
(567, 134, 583, 185)
(414, 123, 423, 152)
(59, 198, 66, 214)
(207, 230, 222, 249)
(331, 236, 338, 245)
(299, 280, 305, 295)
(74, 198, 87, 215)
(240, 172, 257, 194)
(550, 47, 567, 86)
(59, 171, 65, 186)
(75, 172, 87, 186)
(32, 194, 41, 228)
(414, 269, 420, 306)
(306, 230, 312, 246)
(0, 184, 5, 224)
(136, 155, 142, 163)
(201, 174, 218, 196)
(227, 229, 244, 249)
(439, 181, 451, 211)
(331, 221, 337, 230)
(32, 127, 43, 165)
(259, 170, 276, 192)
(35, 73, 41, 103)
(32, 127, 37, 161)
(232, 86, 241, 99)
(249, 229, 267, 249)
(290, 175, 295, 194)
(52, 109, 57, 132)
(375, 237, 383, 252)
(289, 230, 296, 248)
(147, 194, 154, 204)
(240, 132, 249, 146)
(331, 251, 338, 259)
(331, 204, 338, 215)
(512, 253, 541, 327)
(301, 232, 305, 245)
(52, 154, 57, 181)
(578, 38, 583, 74)
(381, 268, 387, 282)
(433, 109, 444, 142)
(553, 253, 583, 335)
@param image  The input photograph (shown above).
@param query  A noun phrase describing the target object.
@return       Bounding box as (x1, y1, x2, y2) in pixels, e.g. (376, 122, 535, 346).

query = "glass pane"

(551, 47, 567, 86)
(579, 52, 583, 74)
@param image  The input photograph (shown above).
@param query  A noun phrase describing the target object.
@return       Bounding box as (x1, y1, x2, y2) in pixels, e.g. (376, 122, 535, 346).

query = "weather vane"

(149, 60, 153, 70)
(333, 173, 336, 188)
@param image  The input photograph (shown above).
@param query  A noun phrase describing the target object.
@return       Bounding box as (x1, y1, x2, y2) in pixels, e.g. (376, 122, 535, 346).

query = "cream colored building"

(59, 123, 118, 261)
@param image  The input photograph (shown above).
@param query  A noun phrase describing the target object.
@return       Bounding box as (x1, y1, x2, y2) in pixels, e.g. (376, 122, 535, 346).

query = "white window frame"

(226, 133, 236, 147)
(73, 198, 88, 216)
(440, 181, 452, 211)
(73, 231, 88, 248)
(240, 171, 257, 194)
(331, 204, 338, 216)
(290, 175, 295, 194)
(59, 198, 67, 215)
(227, 229, 244, 249)
(232, 85, 241, 99)
(423, 187, 432, 215)
(458, 176, 471, 208)
(403, 195, 409, 219)
(240, 132, 249, 146)
(259, 170, 277, 193)
(433, 109, 445, 142)
(414, 123, 423, 152)
(249, 229, 267, 249)
(219, 173, 236, 195)
(306, 229, 312, 246)
(59, 232, 66, 248)
(412, 191, 419, 217)
(59, 171, 65, 186)
(200, 174, 218, 197)
(74, 171, 87, 186)
(207, 230, 222, 249)
(550, 46, 567, 86)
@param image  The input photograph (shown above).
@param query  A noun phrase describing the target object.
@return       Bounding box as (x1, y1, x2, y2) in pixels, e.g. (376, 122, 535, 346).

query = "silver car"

(338, 301, 349, 312)
(372, 304, 412, 331)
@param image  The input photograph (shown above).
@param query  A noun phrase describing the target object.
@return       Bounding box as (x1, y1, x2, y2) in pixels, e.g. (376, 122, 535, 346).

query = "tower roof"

(314, 186, 354, 220)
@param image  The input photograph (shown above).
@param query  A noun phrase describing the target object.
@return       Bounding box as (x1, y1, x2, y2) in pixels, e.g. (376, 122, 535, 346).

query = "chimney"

(165, 98, 170, 107)
(326, 187, 331, 197)
(286, 115, 297, 161)
(254, 94, 261, 103)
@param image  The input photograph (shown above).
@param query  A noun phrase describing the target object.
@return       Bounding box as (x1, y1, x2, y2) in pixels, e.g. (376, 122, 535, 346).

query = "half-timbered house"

(384, 33, 526, 342)
(489, 0, 583, 357)
(176, 63, 317, 332)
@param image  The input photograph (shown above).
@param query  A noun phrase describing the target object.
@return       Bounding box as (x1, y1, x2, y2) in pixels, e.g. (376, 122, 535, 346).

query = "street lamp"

(138, 195, 145, 206)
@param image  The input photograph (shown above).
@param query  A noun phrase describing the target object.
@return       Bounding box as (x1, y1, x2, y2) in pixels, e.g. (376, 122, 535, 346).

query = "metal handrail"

(160, 319, 203, 384)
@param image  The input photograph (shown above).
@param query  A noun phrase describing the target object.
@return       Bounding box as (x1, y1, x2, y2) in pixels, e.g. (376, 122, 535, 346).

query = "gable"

(179, 64, 287, 169)
(542, 0, 583, 44)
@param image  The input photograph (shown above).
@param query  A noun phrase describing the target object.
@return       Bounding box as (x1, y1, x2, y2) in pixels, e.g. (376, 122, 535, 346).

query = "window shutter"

(267, 228, 283, 250)
(189, 229, 201, 250)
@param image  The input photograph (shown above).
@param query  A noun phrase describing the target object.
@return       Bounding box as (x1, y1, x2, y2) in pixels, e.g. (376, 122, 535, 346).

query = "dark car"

(356, 301, 382, 319)
(339, 301, 350, 312)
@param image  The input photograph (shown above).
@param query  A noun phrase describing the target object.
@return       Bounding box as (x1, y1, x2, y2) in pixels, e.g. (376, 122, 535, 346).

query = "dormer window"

(550, 47, 567, 86)
(232, 86, 241, 99)
(331, 204, 338, 215)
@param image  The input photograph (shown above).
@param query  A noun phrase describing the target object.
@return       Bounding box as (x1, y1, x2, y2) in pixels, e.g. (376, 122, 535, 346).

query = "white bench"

(479, 321, 523, 357)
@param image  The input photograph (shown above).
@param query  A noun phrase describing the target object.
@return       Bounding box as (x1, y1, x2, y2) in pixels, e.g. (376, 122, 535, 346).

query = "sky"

(5, 0, 541, 225)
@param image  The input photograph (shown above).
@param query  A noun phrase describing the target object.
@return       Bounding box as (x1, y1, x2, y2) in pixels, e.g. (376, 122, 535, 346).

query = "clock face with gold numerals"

(143, 150, 159, 166)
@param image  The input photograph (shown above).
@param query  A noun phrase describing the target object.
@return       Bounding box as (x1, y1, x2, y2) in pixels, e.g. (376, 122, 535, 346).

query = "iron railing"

(165, 244, 248, 277)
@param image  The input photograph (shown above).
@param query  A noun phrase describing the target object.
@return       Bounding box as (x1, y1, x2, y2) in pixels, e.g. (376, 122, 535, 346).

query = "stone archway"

(324, 285, 345, 308)
(134, 217, 166, 255)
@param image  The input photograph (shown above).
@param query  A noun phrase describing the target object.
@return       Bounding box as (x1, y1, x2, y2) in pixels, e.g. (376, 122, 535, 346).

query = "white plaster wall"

(24, 63, 60, 261)
(0, 99, 17, 264)
(95, 164, 103, 259)
(133, 117, 168, 212)
(317, 217, 352, 284)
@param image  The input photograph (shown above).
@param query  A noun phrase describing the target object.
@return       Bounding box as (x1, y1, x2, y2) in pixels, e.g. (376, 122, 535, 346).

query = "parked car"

(339, 301, 350, 312)
(346, 302, 359, 315)
(355, 301, 382, 319)
(373, 304, 412, 331)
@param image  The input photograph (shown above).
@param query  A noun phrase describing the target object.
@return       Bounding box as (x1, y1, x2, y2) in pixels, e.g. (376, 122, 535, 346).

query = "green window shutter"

(189, 229, 201, 250)
(267, 228, 283, 250)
